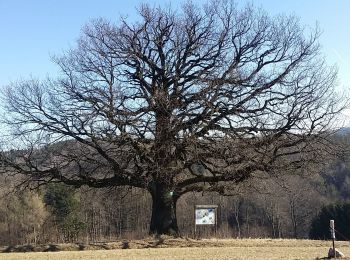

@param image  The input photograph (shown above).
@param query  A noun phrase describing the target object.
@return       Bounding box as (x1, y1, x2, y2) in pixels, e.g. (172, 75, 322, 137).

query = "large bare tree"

(0, 1, 343, 235)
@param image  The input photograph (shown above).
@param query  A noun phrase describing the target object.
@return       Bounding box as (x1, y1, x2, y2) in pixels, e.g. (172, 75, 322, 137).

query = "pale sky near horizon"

(0, 1, 349, 108)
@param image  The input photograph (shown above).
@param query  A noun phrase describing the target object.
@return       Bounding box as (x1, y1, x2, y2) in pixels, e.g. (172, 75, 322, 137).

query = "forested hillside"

(0, 131, 349, 245)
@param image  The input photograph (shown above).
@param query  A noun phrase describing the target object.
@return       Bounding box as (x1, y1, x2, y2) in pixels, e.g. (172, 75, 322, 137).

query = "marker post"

(330, 220, 336, 258)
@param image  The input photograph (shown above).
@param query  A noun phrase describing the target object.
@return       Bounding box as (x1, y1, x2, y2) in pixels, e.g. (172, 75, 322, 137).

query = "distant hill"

(335, 127, 350, 135)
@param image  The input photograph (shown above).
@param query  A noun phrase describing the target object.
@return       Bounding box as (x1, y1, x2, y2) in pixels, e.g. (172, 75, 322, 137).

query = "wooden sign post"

(330, 220, 336, 258)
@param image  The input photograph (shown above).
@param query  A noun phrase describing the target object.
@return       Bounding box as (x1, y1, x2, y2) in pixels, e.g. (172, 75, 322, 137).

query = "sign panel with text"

(195, 206, 217, 225)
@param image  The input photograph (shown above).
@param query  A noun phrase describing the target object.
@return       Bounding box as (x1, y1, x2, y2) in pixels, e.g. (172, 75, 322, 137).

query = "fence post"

(330, 220, 336, 258)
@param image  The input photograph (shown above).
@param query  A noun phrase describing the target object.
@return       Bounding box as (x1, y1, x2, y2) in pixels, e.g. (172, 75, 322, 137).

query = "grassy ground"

(0, 238, 349, 259)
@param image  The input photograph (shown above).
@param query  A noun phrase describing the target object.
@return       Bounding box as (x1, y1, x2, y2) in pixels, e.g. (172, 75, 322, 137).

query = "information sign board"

(195, 207, 216, 225)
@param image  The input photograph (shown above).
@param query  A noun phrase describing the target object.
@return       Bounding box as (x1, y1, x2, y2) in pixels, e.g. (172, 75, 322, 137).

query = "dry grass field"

(0, 238, 349, 259)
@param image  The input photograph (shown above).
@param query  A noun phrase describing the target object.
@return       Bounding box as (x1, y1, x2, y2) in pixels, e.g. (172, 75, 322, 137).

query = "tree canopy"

(0, 1, 344, 235)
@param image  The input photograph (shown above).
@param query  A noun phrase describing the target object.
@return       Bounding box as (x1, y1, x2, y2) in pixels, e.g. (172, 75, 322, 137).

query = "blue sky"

(0, 0, 349, 93)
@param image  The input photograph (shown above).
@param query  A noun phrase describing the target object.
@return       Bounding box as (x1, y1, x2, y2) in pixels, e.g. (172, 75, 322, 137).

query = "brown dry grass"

(0, 238, 349, 259)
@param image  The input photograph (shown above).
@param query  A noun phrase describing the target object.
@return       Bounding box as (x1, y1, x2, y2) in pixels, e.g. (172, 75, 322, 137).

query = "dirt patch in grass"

(0, 237, 348, 253)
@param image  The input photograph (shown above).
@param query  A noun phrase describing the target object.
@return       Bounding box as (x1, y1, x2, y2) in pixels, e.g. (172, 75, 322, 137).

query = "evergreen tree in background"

(310, 203, 350, 240)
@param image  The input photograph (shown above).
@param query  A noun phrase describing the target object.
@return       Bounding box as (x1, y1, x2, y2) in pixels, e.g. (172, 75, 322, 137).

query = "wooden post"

(330, 220, 336, 258)
(194, 205, 197, 239)
(215, 206, 218, 237)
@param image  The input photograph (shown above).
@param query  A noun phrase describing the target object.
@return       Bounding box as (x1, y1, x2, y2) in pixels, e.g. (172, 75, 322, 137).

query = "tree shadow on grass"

(3, 244, 35, 253)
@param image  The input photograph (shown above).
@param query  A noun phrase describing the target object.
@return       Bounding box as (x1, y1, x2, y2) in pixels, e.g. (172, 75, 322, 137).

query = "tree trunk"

(149, 183, 179, 236)
(290, 198, 297, 238)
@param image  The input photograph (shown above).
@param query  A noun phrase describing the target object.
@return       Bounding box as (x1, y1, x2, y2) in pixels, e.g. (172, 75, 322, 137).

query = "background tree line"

(1, 130, 349, 245)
